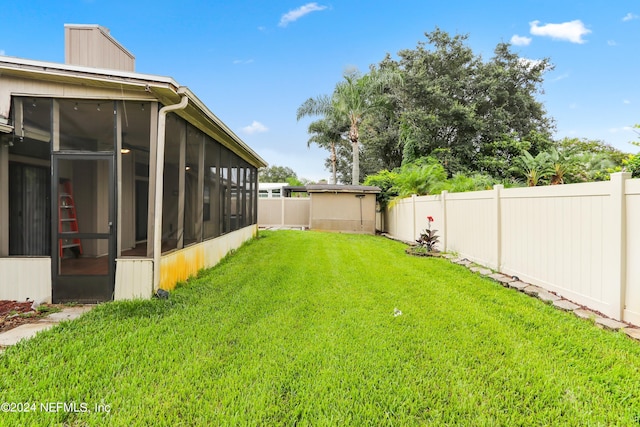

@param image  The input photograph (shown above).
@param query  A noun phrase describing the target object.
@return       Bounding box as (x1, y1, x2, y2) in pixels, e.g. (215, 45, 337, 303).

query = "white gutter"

(152, 91, 189, 291)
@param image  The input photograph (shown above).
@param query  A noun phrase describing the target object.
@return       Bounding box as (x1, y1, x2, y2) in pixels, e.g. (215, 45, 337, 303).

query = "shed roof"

(305, 184, 381, 194)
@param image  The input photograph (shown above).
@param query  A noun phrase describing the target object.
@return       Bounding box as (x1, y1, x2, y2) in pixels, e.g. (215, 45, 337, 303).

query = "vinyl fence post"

(493, 184, 504, 272)
(441, 190, 448, 252)
(609, 172, 630, 320)
(412, 194, 417, 242)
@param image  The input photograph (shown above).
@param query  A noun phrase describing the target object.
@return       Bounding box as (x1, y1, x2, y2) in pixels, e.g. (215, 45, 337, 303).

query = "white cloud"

(529, 20, 591, 44)
(242, 121, 269, 135)
(609, 126, 634, 133)
(624, 99, 631, 104)
(607, 40, 617, 46)
(233, 59, 254, 65)
(623, 12, 638, 22)
(510, 34, 532, 46)
(551, 72, 570, 82)
(0, 50, 5, 56)
(279, 3, 327, 27)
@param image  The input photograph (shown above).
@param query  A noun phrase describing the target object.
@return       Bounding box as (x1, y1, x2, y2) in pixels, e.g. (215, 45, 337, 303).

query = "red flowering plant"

(416, 216, 440, 252)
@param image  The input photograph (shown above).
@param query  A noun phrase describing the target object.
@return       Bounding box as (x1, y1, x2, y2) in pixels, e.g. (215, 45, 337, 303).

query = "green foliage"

(444, 173, 496, 192)
(363, 169, 398, 208)
(376, 29, 554, 178)
(511, 150, 553, 186)
(259, 165, 298, 183)
(391, 157, 447, 198)
(624, 154, 640, 178)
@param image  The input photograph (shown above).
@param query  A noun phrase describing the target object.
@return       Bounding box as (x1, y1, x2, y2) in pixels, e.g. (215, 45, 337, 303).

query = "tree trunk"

(330, 142, 337, 185)
(350, 123, 360, 185)
(352, 141, 359, 185)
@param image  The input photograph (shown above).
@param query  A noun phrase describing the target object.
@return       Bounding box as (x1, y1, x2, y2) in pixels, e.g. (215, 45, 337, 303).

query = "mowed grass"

(2, 231, 640, 426)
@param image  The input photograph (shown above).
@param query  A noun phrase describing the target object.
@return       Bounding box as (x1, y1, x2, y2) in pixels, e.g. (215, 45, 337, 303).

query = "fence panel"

(625, 179, 640, 324)
(283, 198, 311, 227)
(500, 182, 612, 315)
(384, 174, 637, 322)
(257, 199, 283, 226)
(413, 195, 442, 247)
(258, 198, 310, 228)
(445, 190, 497, 269)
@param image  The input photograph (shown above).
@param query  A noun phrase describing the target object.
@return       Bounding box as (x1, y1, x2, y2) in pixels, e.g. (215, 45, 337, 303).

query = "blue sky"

(1, 1, 639, 181)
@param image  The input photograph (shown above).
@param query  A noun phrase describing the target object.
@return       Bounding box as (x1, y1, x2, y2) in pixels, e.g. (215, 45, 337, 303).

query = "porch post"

(0, 143, 8, 256)
(146, 103, 158, 258)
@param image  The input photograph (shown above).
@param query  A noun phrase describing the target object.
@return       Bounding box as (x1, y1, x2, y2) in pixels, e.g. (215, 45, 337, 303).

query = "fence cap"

(305, 184, 381, 194)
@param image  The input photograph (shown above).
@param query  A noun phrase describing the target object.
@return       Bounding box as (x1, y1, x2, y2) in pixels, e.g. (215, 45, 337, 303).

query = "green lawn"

(2, 230, 640, 426)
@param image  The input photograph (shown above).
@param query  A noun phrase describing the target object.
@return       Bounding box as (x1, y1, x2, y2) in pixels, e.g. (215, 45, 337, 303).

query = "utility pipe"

(153, 92, 189, 291)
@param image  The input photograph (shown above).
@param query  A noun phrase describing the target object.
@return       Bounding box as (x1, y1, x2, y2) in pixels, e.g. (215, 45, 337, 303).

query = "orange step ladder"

(59, 179, 83, 258)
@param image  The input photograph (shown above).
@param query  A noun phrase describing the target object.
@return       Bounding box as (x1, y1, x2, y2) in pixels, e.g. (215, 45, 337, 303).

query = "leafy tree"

(259, 165, 298, 183)
(297, 69, 402, 185)
(555, 137, 626, 182)
(376, 29, 554, 179)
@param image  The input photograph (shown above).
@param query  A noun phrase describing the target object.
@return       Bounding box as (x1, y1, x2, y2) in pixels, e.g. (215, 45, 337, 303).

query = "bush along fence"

(384, 172, 640, 325)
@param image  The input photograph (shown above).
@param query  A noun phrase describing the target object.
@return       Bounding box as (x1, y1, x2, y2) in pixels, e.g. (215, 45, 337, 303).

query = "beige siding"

(65, 25, 135, 71)
(114, 258, 153, 300)
(0, 258, 51, 302)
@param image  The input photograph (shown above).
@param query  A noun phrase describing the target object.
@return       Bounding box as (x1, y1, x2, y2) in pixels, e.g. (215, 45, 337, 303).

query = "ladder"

(59, 179, 83, 258)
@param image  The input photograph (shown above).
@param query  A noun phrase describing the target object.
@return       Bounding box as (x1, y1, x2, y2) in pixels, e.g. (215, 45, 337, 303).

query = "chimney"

(64, 24, 135, 71)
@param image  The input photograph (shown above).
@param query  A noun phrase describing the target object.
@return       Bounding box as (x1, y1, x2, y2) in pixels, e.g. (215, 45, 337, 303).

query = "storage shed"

(307, 185, 380, 234)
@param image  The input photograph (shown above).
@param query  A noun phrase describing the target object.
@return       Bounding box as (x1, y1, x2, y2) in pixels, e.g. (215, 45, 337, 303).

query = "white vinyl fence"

(385, 173, 640, 324)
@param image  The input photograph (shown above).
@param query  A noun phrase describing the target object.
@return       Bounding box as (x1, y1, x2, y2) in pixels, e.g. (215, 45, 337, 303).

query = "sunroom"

(0, 25, 266, 303)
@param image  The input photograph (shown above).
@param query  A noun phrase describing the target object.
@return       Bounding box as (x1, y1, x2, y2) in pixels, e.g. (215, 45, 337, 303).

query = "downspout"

(153, 91, 189, 292)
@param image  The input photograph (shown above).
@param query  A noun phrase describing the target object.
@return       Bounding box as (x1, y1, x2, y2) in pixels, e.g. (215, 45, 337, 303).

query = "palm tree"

(511, 150, 553, 186)
(297, 69, 401, 185)
(305, 114, 349, 185)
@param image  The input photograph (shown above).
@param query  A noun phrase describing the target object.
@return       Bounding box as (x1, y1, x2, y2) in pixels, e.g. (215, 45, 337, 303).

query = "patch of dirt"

(0, 301, 60, 334)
